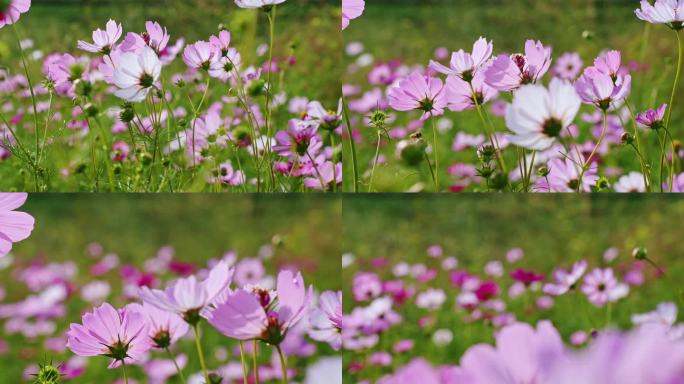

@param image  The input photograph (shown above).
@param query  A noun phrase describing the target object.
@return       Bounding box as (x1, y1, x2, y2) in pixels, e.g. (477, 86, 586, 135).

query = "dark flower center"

(542, 118, 563, 138)
(152, 329, 171, 349)
(461, 70, 474, 82)
(104, 339, 130, 362)
(512, 54, 526, 72)
(597, 283, 606, 292)
(419, 97, 434, 112)
(139, 73, 154, 88)
(567, 179, 579, 190)
(183, 308, 202, 325)
(223, 62, 234, 72)
(261, 315, 285, 346)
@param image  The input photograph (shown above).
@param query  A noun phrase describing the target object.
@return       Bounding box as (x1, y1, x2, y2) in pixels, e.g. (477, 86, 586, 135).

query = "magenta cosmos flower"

(234, 0, 286, 9)
(342, 0, 365, 30)
(0, 0, 30, 29)
(484, 40, 552, 91)
(0, 193, 35, 258)
(636, 0, 684, 30)
(113, 46, 162, 102)
(66, 303, 152, 368)
(206, 269, 312, 345)
(389, 71, 447, 120)
(139, 260, 233, 325)
(456, 321, 565, 383)
(126, 302, 189, 349)
(430, 37, 493, 81)
(636, 103, 667, 129)
(77, 19, 122, 54)
(308, 290, 342, 350)
(505, 78, 581, 150)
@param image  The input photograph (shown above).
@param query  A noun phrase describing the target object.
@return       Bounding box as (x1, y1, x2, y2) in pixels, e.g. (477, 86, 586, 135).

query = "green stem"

(253, 339, 260, 384)
(470, 83, 506, 173)
(606, 302, 612, 328)
(342, 96, 359, 192)
(166, 347, 187, 384)
(578, 109, 607, 192)
(264, 5, 278, 190)
(430, 114, 440, 191)
(625, 101, 651, 190)
(665, 31, 683, 191)
(368, 132, 382, 192)
(239, 341, 249, 384)
(329, 131, 338, 192)
(275, 345, 289, 384)
(122, 360, 129, 384)
(192, 324, 210, 384)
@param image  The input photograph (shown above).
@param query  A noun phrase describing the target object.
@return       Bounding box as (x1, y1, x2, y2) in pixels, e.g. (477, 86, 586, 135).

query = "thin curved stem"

(368, 133, 382, 192)
(342, 96, 359, 192)
(166, 347, 187, 384)
(665, 31, 683, 191)
(192, 324, 210, 384)
(264, 5, 278, 189)
(239, 341, 249, 384)
(430, 114, 440, 191)
(578, 110, 607, 192)
(276, 345, 289, 384)
(253, 339, 260, 384)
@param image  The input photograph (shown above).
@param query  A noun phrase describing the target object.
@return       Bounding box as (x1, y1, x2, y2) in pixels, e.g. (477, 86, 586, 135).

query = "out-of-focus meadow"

(342, 194, 684, 382)
(1, 194, 341, 382)
(342, 0, 684, 192)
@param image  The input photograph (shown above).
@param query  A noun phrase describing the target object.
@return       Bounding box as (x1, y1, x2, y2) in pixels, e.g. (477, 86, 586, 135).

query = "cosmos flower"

(635, 103, 667, 129)
(182, 41, 218, 71)
(66, 302, 152, 368)
(120, 21, 170, 55)
(445, 71, 498, 112)
(0, 193, 35, 258)
(429, 37, 493, 80)
(575, 52, 631, 110)
(388, 71, 448, 120)
(308, 291, 342, 350)
(126, 302, 189, 349)
(112, 46, 162, 102)
(484, 40, 552, 91)
(582, 268, 629, 307)
(614, 172, 647, 192)
(139, 260, 233, 324)
(0, 0, 31, 29)
(342, 0, 365, 30)
(505, 78, 581, 150)
(535, 155, 598, 192)
(77, 19, 122, 54)
(553, 52, 584, 80)
(273, 119, 322, 159)
(303, 161, 342, 191)
(635, 0, 684, 30)
(206, 269, 312, 345)
(234, 0, 286, 9)
(543, 260, 587, 295)
(208, 48, 242, 82)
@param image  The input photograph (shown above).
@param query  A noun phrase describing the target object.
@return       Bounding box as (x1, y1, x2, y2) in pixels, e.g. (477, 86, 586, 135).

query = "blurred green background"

(3, 194, 341, 382)
(342, 0, 684, 191)
(343, 194, 684, 379)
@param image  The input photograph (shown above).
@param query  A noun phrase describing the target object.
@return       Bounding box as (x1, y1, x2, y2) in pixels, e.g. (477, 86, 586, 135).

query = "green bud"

(632, 247, 648, 261)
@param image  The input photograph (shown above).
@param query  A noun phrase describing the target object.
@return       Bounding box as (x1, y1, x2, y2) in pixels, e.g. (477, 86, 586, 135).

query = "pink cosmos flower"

(636, 0, 684, 30)
(126, 302, 189, 349)
(209, 30, 231, 56)
(66, 302, 152, 368)
(388, 71, 447, 120)
(235, 0, 286, 9)
(208, 48, 242, 82)
(77, 19, 122, 54)
(0, 193, 35, 258)
(543, 260, 587, 295)
(113, 46, 162, 102)
(505, 78, 581, 150)
(120, 21, 170, 55)
(632, 302, 678, 328)
(215, 162, 246, 186)
(445, 71, 498, 112)
(139, 260, 233, 324)
(183, 41, 218, 71)
(273, 119, 322, 159)
(484, 40, 552, 91)
(582, 268, 629, 307)
(342, 0, 365, 30)
(303, 161, 342, 191)
(308, 291, 342, 350)
(635, 103, 667, 129)
(111, 141, 130, 162)
(535, 155, 599, 192)
(457, 321, 565, 383)
(0, 0, 30, 29)
(430, 37, 493, 80)
(206, 269, 312, 345)
(510, 268, 545, 286)
(352, 272, 382, 301)
(575, 52, 631, 110)
(553, 52, 583, 80)
(614, 172, 647, 192)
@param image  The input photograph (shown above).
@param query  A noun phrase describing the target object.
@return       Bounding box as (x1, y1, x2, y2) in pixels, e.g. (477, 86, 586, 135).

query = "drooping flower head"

(388, 71, 448, 120)
(113, 46, 162, 102)
(505, 78, 581, 150)
(485, 39, 552, 91)
(636, 0, 684, 30)
(207, 269, 313, 345)
(0, 0, 31, 29)
(66, 303, 152, 368)
(0, 192, 35, 258)
(308, 291, 342, 350)
(139, 260, 234, 325)
(430, 37, 493, 81)
(342, 0, 365, 30)
(77, 19, 122, 54)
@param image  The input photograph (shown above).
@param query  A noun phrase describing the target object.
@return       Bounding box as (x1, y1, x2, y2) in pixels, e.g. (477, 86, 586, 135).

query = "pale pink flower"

(308, 291, 342, 350)
(113, 46, 162, 102)
(485, 40, 552, 91)
(582, 268, 629, 307)
(77, 19, 122, 54)
(0, 0, 31, 29)
(342, 0, 365, 30)
(235, 0, 286, 8)
(0, 193, 35, 258)
(614, 172, 646, 192)
(430, 37, 493, 80)
(388, 71, 447, 120)
(636, 0, 684, 29)
(543, 260, 587, 295)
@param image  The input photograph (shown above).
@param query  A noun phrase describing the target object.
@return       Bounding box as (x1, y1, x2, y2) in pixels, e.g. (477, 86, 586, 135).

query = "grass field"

(342, 0, 684, 192)
(342, 194, 684, 382)
(2, 194, 341, 382)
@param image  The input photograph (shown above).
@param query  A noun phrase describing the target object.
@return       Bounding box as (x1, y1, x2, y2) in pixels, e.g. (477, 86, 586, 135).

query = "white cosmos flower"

(234, 0, 286, 9)
(113, 46, 162, 103)
(505, 78, 581, 151)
